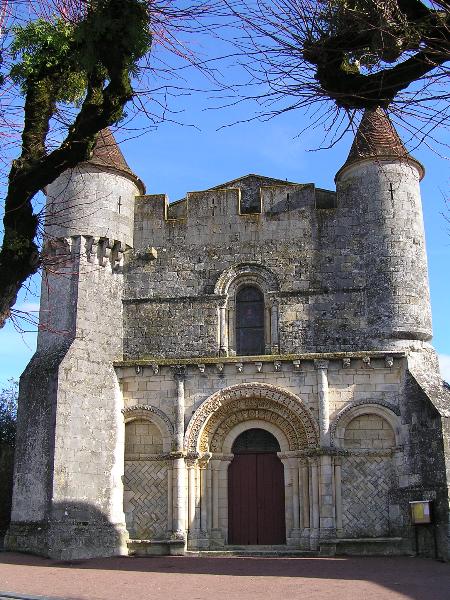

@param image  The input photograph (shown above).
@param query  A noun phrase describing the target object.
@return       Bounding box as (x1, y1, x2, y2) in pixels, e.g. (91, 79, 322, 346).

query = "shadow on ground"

(0, 552, 449, 600)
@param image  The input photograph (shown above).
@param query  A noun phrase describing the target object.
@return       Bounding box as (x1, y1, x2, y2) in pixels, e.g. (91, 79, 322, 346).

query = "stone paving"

(0, 553, 449, 600)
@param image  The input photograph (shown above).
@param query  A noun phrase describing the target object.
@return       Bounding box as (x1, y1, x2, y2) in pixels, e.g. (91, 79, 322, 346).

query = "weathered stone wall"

(7, 249, 129, 560)
(119, 356, 403, 429)
(341, 455, 395, 538)
(123, 460, 168, 540)
(336, 160, 432, 347)
(125, 165, 430, 358)
(45, 165, 137, 248)
(125, 419, 164, 454)
(343, 415, 395, 449)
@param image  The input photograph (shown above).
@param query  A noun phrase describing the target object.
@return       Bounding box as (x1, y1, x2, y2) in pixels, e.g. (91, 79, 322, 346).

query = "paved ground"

(0, 553, 449, 600)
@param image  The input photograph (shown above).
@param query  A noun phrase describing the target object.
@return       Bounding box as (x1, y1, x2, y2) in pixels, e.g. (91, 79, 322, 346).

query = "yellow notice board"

(410, 501, 432, 525)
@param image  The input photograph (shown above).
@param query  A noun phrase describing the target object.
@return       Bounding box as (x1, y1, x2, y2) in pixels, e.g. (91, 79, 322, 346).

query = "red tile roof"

(87, 128, 145, 193)
(336, 108, 424, 180)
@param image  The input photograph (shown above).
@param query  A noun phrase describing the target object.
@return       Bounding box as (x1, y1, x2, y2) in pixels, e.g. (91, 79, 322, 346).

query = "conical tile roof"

(336, 108, 424, 181)
(87, 128, 145, 193)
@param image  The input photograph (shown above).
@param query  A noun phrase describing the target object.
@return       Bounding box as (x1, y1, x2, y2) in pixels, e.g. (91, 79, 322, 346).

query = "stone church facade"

(5, 110, 450, 560)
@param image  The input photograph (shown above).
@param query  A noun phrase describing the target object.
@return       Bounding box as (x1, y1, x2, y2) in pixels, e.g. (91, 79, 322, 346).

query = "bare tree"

(220, 0, 450, 142)
(0, 0, 213, 328)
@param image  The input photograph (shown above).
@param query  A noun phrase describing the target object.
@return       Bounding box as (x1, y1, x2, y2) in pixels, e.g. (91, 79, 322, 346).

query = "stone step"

(186, 546, 317, 558)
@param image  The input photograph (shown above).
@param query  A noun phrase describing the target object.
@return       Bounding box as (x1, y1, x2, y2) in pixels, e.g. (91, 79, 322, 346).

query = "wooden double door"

(228, 452, 286, 545)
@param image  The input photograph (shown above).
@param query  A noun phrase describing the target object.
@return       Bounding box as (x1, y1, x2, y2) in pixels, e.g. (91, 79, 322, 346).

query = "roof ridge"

(208, 173, 299, 190)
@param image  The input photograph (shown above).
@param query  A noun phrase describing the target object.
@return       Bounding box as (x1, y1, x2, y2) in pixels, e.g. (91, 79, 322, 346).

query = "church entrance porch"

(228, 429, 286, 545)
(184, 383, 320, 552)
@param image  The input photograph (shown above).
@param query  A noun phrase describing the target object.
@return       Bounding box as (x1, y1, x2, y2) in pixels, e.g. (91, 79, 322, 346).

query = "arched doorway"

(228, 428, 286, 545)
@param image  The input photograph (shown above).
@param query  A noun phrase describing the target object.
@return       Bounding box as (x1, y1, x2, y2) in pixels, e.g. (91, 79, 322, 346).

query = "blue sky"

(1, 38, 449, 387)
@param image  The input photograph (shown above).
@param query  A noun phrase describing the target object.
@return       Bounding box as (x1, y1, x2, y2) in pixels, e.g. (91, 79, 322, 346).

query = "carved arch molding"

(185, 383, 318, 453)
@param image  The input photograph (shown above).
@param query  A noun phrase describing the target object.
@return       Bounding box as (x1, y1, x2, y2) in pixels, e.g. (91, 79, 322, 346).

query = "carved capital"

(171, 365, 187, 380)
(314, 359, 329, 371)
(170, 451, 185, 459)
(198, 453, 212, 469)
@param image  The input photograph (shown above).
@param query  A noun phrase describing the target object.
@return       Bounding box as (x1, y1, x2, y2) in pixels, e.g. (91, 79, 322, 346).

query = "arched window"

(236, 286, 265, 355)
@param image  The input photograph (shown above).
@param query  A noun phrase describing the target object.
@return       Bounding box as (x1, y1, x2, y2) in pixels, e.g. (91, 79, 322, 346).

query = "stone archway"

(121, 405, 173, 541)
(184, 383, 318, 549)
(185, 382, 318, 454)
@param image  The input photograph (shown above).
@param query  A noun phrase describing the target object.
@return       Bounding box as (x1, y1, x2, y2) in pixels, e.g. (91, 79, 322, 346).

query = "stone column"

(270, 301, 279, 354)
(174, 366, 186, 452)
(287, 457, 300, 545)
(314, 360, 330, 446)
(314, 360, 336, 547)
(218, 304, 228, 356)
(187, 460, 197, 534)
(210, 459, 224, 547)
(219, 456, 233, 542)
(319, 454, 336, 539)
(309, 458, 320, 549)
(197, 455, 210, 548)
(172, 367, 187, 542)
(299, 459, 310, 529)
(334, 458, 343, 534)
(167, 464, 173, 537)
(207, 464, 213, 533)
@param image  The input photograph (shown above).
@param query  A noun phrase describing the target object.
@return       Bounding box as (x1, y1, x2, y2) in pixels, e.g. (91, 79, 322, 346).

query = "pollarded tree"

(223, 0, 450, 137)
(0, 0, 210, 328)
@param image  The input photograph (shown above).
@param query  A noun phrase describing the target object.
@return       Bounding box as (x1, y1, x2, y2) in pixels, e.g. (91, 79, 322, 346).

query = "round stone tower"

(335, 108, 432, 349)
(6, 129, 145, 560)
(39, 128, 145, 344)
(45, 127, 144, 247)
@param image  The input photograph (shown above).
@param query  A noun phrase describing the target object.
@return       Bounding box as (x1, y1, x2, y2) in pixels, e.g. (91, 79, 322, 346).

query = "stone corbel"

(362, 356, 371, 368)
(111, 240, 126, 269)
(216, 363, 224, 375)
(98, 237, 114, 267)
(85, 236, 96, 263)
